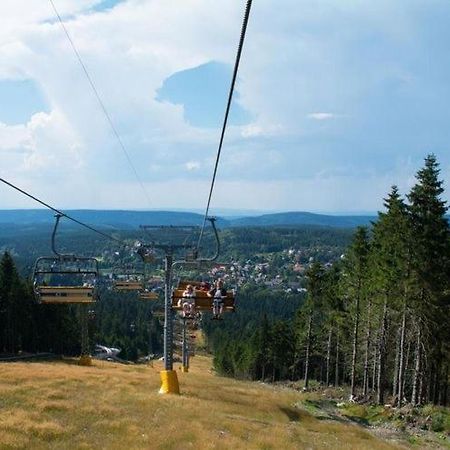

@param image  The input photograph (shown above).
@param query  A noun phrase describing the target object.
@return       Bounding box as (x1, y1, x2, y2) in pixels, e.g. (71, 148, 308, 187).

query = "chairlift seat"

(37, 286, 96, 304)
(114, 281, 144, 291)
(139, 292, 159, 301)
(171, 289, 235, 312)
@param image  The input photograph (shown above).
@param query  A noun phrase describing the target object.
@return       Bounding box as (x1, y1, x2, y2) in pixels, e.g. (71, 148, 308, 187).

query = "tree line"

(0, 256, 163, 360)
(211, 154, 449, 407)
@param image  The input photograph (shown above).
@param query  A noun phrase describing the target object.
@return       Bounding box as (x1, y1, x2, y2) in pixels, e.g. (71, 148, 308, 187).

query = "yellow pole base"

(159, 370, 180, 394)
(181, 366, 189, 373)
(79, 355, 92, 366)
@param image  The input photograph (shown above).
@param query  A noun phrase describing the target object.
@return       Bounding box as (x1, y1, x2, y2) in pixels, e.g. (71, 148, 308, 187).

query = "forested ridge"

(0, 218, 349, 360)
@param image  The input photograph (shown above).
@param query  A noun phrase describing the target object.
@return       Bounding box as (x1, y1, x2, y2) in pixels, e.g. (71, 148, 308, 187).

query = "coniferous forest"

(1, 154, 449, 408)
(209, 154, 450, 407)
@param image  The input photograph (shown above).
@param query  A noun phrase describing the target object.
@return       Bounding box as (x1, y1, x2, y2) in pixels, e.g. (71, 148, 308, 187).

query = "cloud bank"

(0, 0, 449, 212)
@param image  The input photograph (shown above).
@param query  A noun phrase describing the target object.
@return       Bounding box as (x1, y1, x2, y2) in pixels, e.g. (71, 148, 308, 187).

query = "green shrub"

(431, 412, 445, 432)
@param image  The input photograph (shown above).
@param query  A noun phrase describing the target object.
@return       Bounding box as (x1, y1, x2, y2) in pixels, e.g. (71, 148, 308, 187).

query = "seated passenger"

(199, 281, 211, 292)
(181, 284, 196, 318)
(208, 279, 227, 320)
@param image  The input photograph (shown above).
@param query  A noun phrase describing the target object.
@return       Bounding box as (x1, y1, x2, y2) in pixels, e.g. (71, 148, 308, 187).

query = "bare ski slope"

(0, 356, 401, 449)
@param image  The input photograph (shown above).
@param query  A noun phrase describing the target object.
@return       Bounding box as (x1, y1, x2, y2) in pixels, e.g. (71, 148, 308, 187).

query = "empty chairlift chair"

(114, 280, 144, 291)
(32, 214, 99, 305)
(139, 290, 159, 301)
(33, 255, 99, 304)
(113, 268, 145, 291)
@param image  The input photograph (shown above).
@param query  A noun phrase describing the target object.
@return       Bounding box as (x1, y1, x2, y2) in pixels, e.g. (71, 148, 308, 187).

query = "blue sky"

(0, 0, 449, 212)
(0, 80, 48, 124)
(91, 0, 124, 12)
(157, 62, 250, 128)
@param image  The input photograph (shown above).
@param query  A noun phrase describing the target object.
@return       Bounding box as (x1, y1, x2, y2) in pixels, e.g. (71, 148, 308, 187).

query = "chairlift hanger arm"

(51, 213, 72, 258)
(204, 217, 220, 262)
(176, 217, 220, 265)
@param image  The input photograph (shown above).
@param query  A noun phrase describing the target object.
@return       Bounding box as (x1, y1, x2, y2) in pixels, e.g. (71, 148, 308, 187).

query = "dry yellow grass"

(0, 356, 402, 450)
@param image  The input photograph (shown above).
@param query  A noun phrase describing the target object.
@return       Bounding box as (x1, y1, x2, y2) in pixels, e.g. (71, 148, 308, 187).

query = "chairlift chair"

(139, 291, 159, 301)
(170, 218, 237, 314)
(111, 245, 147, 291)
(171, 280, 236, 312)
(113, 266, 145, 292)
(32, 214, 99, 305)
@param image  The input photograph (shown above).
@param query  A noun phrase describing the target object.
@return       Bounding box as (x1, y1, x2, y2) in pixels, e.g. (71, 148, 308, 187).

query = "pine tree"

(407, 154, 450, 405)
(321, 263, 344, 387)
(370, 186, 410, 404)
(341, 227, 370, 400)
(298, 262, 325, 390)
(0, 252, 23, 353)
(249, 314, 271, 380)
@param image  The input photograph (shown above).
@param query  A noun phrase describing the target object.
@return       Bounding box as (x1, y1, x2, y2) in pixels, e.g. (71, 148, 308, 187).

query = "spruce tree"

(407, 154, 450, 405)
(298, 262, 325, 390)
(341, 227, 370, 400)
(0, 252, 23, 353)
(370, 186, 410, 404)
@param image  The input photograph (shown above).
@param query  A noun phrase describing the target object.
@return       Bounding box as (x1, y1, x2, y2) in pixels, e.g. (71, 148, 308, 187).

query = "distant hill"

(0, 209, 376, 229)
(0, 210, 224, 229)
(230, 211, 375, 228)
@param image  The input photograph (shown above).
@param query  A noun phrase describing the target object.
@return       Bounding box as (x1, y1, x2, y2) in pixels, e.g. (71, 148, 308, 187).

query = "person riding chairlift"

(208, 279, 227, 320)
(199, 281, 210, 292)
(179, 284, 196, 318)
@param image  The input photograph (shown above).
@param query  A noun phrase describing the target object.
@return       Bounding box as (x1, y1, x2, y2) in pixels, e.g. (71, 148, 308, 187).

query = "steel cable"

(48, 0, 152, 208)
(196, 0, 253, 251)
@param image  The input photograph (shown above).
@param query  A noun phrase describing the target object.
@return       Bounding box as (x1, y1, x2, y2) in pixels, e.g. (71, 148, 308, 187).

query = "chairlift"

(171, 280, 236, 312)
(112, 264, 145, 292)
(32, 214, 99, 304)
(171, 218, 237, 314)
(139, 290, 159, 301)
(136, 242, 157, 264)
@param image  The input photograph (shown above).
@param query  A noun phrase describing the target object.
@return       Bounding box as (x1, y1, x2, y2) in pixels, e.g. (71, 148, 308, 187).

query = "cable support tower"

(0, 177, 126, 246)
(196, 0, 253, 251)
(48, 0, 152, 208)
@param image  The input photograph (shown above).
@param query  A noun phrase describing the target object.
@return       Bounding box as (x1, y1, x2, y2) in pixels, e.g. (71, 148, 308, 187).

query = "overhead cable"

(197, 0, 253, 250)
(48, 0, 152, 208)
(0, 177, 126, 245)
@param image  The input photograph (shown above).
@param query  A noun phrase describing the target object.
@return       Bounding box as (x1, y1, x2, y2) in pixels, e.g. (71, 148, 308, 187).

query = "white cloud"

(185, 161, 200, 171)
(0, 122, 30, 151)
(0, 0, 449, 211)
(240, 123, 284, 138)
(307, 112, 335, 121)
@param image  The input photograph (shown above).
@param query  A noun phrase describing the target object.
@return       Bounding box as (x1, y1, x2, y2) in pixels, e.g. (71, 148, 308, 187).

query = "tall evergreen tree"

(297, 262, 325, 390)
(407, 154, 450, 405)
(370, 186, 411, 404)
(341, 227, 370, 400)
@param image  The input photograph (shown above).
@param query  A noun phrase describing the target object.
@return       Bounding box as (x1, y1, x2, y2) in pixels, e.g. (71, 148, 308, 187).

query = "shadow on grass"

(342, 415, 370, 427)
(279, 406, 302, 422)
(0, 353, 63, 363)
(315, 414, 349, 424)
(296, 399, 351, 424)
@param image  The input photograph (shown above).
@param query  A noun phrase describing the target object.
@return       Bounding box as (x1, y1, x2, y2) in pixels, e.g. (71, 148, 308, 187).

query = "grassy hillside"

(0, 357, 402, 450)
